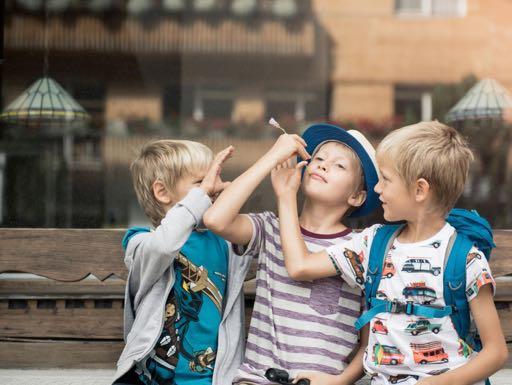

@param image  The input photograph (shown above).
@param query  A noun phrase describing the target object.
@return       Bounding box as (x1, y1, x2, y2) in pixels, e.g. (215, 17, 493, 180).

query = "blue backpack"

(356, 209, 495, 383)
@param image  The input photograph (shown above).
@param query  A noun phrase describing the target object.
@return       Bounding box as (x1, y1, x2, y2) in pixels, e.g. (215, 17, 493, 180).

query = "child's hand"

(267, 134, 310, 166)
(292, 371, 348, 385)
(200, 146, 234, 200)
(271, 157, 308, 198)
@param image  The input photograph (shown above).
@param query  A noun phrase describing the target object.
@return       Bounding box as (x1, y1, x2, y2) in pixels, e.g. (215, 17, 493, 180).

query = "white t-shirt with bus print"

(326, 223, 495, 385)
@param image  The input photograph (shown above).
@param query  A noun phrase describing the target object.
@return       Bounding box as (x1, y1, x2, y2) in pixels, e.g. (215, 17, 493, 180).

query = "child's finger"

(203, 163, 223, 188)
(214, 145, 234, 165)
(292, 372, 309, 384)
(297, 146, 310, 161)
(292, 134, 307, 148)
(294, 140, 310, 160)
(296, 161, 308, 170)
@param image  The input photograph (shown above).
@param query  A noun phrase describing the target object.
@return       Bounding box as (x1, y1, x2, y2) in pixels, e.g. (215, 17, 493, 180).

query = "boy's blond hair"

(131, 139, 213, 227)
(376, 121, 474, 214)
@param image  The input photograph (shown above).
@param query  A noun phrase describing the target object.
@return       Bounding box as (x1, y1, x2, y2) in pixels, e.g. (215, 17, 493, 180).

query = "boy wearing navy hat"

(204, 124, 380, 385)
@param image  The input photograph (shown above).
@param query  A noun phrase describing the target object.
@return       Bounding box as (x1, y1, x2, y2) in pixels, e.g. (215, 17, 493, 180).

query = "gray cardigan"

(114, 187, 253, 385)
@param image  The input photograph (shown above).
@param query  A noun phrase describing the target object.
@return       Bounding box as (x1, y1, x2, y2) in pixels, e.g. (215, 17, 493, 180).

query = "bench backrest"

(0, 228, 510, 368)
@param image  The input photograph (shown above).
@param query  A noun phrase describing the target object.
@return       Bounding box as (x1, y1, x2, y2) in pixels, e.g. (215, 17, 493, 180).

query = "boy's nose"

(374, 181, 382, 194)
(317, 162, 328, 171)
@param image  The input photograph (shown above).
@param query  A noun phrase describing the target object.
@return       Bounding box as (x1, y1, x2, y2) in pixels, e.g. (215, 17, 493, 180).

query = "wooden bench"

(0, 228, 511, 369)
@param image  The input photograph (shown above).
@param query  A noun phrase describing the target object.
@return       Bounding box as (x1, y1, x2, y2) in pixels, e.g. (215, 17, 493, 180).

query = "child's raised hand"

(271, 157, 308, 198)
(200, 145, 234, 200)
(267, 134, 310, 166)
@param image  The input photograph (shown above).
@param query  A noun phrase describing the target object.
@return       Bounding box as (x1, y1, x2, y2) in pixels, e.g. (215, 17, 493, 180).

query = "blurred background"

(1, 0, 512, 229)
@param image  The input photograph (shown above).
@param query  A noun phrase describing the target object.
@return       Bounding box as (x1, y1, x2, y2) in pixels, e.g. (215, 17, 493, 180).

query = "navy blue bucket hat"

(301, 123, 381, 218)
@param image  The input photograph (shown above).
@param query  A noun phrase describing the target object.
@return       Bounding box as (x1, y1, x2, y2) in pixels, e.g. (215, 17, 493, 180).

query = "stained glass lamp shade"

(0, 77, 90, 124)
(446, 78, 512, 122)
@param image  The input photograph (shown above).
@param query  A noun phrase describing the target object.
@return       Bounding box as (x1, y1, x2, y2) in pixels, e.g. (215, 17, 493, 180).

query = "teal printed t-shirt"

(136, 229, 229, 385)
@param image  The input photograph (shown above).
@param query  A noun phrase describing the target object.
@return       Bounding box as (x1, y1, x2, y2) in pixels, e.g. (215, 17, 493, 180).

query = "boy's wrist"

(332, 373, 352, 385)
(276, 191, 297, 203)
(176, 187, 212, 225)
(261, 151, 283, 168)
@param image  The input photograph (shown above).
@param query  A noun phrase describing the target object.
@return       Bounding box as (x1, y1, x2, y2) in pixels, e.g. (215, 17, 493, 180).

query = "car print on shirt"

(466, 252, 482, 267)
(466, 269, 494, 298)
(372, 319, 388, 335)
(405, 319, 441, 336)
(343, 248, 365, 285)
(382, 256, 396, 279)
(372, 343, 405, 366)
(388, 374, 420, 384)
(458, 338, 473, 358)
(401, 258, 441, 276)
(411, 342, 449, 365)
(402, 282, 437, 305)
(478, 269, 494, 287)
(428, 368, 449, 376)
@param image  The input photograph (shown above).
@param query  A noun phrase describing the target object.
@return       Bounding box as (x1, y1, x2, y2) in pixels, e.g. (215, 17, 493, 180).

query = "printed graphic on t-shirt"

(137, 248, 226, 385)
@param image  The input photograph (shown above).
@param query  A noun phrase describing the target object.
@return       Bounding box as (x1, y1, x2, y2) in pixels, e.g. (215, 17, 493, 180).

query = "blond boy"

(113, 140, 254, 385)
(275, 121, 508, 385)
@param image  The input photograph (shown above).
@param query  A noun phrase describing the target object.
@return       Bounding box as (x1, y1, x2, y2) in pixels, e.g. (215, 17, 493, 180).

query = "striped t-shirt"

(234, 211, 363, 385)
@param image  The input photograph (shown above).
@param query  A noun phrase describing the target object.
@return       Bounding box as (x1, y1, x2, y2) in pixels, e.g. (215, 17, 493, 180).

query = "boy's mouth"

(310, 172, 327, 183)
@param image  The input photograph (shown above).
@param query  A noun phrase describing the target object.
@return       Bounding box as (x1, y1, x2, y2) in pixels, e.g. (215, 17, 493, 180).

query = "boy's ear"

(415, 178, 430, 203)
(348, 189, 367, 208)
(152, 180, 173, 205)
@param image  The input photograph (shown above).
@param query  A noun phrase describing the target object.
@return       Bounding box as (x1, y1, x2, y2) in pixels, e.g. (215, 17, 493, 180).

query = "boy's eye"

(314, 156, 324, 161)
(336, 164, 345, 169)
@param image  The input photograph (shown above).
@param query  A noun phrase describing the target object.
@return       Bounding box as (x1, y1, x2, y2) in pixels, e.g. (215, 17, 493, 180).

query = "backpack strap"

(445, 230, 491, 385)
(443, 230, 474, 342)
(355, 225, 462, 330)
(355, 224, 402, 331)
(367, 298, 455, 318)
(122, 226, 151, 250)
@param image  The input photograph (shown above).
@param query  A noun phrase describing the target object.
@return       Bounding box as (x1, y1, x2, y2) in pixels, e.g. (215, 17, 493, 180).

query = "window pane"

(432, 0, 464, 16)
(395, 0, 423, 14)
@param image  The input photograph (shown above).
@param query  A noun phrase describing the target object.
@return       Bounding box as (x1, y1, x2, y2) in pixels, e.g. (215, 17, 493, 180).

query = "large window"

(394, 86, 432, 125)
(395, 0, 467, 17)
(265, 89, 326, 129)
(193, 86, 234, 121)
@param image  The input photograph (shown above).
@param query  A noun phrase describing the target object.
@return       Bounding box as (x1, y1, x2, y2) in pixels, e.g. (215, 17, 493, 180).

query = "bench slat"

(491, 230, 512, 277)
(0, 279, 125, 299)
(0, 229, 126, 282)
(0, 339, 124, 369)
(0, 306, 123, 339)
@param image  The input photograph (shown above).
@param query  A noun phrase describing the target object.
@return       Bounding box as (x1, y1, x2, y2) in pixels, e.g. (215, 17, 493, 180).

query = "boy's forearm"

(338, 325, 368, 385)
(204, 153, 276, 232)
(128, 188, 211, 297)
(277, 194, 311, 279)
(432, 287, 508, 385)
(337, 344, 366, 385)
(432, 344, 508, 385)
(451, 287, 509, 385)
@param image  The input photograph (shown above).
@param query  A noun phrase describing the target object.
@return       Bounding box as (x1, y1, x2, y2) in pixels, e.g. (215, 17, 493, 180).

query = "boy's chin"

(383, 211, 404, 223)
(382, 209, 395, 222)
